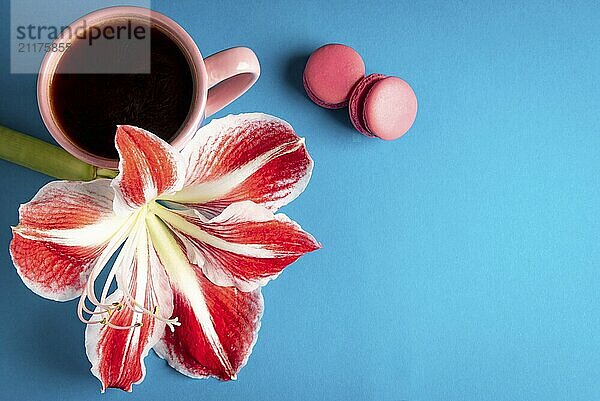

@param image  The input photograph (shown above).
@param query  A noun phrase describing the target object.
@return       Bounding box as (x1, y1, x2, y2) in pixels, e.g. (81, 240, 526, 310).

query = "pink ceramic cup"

(37, 6, 260, 169)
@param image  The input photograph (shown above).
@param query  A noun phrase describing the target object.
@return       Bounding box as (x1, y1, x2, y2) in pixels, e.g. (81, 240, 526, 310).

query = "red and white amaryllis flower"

(9, 113, 320, 392)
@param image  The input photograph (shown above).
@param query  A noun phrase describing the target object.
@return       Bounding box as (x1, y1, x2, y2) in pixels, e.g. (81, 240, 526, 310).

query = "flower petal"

(147, 214, 263, 380)
(86, 292, 163, 393)
(162, 113, 313, 215)
(112, 125, 185, 214)
(86, 223, 173, 392)
(155, 275, 263, 380)
(10, 180, 125, 301)
(154, 201, 321, 291)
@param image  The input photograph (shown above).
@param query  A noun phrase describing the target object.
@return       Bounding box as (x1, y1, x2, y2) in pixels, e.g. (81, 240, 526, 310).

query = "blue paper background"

(1, 1, 600, 400)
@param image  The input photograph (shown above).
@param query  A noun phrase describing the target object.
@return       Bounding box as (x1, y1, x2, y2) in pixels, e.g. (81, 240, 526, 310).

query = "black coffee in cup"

(50, 23, 194, 159)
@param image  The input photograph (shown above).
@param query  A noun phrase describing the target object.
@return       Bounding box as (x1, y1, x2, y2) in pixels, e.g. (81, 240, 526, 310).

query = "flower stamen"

(116, 283, 181, 332)
(76, 214, 138, 325)
(77, 210, 180, 333)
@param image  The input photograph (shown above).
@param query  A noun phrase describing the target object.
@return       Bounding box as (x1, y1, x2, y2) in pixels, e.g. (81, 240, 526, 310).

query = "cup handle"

(203, 47, 260, 118)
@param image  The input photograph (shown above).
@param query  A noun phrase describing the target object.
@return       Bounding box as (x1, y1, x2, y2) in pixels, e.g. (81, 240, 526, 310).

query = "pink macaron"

(303, 44, 365, 109)
(362, 76, 417, 140)
(348, 73, 387, 136)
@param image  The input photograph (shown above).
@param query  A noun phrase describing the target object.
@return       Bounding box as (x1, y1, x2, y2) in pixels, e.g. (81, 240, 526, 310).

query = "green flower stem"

(0, 125, 117, 180)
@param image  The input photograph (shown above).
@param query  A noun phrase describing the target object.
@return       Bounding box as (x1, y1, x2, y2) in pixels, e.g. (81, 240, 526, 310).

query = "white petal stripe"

(14, 216, 128, 247)
(160, 138, 305, 205)
(145, 213, 234, 376)
(150, 203, 284, 258)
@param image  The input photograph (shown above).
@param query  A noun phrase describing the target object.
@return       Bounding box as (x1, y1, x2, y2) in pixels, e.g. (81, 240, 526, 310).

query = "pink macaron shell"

(348, 73, 387, 136)
(303, 72, 337, 109)
(303, 44, 365, 109)
(363, 77, 417, 140)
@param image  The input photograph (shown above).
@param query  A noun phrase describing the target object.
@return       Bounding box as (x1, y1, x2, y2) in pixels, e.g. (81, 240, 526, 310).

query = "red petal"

(87, 296, 158, 392)
(11, 235, 103, 301)
(113, 125, 184, 212)
(163, 114, 313, 215)
(154, 267, 263, 380)
(17, 180, 114, 230)
(86, 293, 165, 391)
(10, 180, 121, 301)
(158, 201, 320, 291)
(86, 227, 173, 392)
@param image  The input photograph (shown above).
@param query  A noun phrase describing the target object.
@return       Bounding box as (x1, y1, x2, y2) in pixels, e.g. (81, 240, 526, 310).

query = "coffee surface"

(50, 25, 194, 160)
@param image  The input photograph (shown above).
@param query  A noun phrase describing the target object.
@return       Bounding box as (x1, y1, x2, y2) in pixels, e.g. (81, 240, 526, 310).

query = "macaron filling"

(303, 72, 344, 109)
(348, 73, 387, 136)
